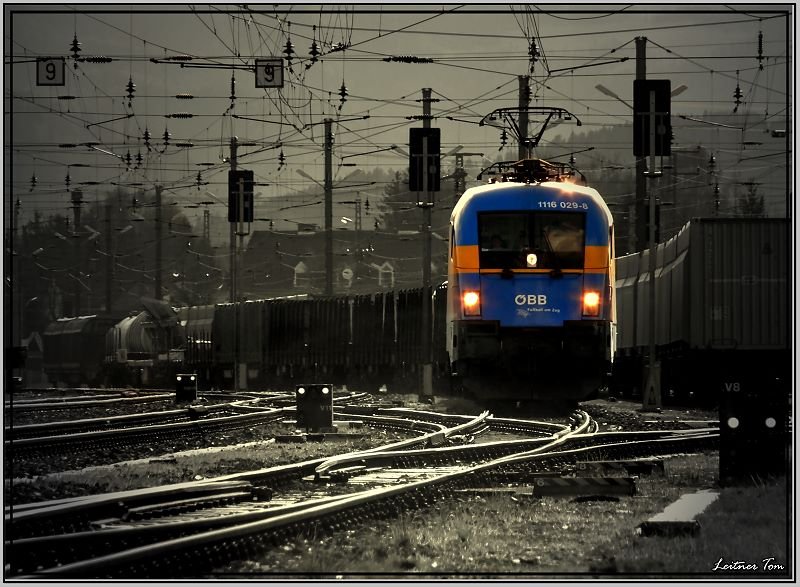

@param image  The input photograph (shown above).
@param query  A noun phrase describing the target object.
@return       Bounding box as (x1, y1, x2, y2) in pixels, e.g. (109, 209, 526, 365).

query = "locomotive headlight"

(526, 253, 538, 268)
(582, 290, 601, 317)
(322, 387, 330, 395)
(177, 376, 182, 382)
(463, 290, 481, 316)
(297, 387, 306, 395)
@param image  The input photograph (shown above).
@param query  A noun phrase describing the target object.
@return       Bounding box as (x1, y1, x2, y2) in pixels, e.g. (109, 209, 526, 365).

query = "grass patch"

(7, 427, 406, 504)
(614, 477, 790, 577)
(220, 453, 790, 578)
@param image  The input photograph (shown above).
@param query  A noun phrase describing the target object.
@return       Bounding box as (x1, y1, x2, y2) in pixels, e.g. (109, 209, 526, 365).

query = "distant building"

(238, 228, 448, 299)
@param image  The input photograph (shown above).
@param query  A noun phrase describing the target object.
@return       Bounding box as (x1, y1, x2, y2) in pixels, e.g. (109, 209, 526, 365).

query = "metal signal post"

(631, 39, 671, 412)
(518, 75, 530, 159)
(409, 88, 441, 398)
(324, 118, 333, 296)
(228, 136, 255, 392)
(642, 89, 662, 411)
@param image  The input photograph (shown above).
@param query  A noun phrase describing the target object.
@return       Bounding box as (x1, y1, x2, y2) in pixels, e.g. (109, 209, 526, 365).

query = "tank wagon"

(104, 299, 183, 387)
(612, 217, 790, 404)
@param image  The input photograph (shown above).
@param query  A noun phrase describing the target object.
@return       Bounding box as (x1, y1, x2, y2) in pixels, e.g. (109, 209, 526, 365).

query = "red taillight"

(582, 290, 601, 317)
(463, 290, 481, 316)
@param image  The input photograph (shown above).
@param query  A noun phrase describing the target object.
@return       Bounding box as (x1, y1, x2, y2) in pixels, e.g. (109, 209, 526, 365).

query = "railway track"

(4, 390, 276, 428)
(5, 409, 494, 574)
(4, 392, 373, 455)
(5, 392, 175, 413)
(5, 409, 718, 578)
(4, 407, 288, 456)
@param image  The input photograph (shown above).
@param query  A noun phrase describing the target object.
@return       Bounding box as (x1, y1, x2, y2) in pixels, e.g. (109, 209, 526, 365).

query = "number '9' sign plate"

(255, 58, 284, 88)
(37, 57, 65, 86)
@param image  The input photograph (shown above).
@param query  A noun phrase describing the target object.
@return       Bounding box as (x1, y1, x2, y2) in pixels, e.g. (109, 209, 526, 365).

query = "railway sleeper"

(60, 482, 453, 576)
(20, 435, 715, 578)
(567, 458, 665, 477)
(315, 465, 369, 483)
(119, 491, 253, 522)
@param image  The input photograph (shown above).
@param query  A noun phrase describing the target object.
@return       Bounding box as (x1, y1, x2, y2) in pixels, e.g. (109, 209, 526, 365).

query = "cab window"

(478, 211, 585, 269)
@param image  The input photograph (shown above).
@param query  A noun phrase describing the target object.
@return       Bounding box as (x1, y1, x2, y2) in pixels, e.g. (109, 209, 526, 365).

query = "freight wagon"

(104, 299, 183, 387)
(612, 217, 790, 405)
(42, 314, 121, 387)
(181, 289, 448, 392)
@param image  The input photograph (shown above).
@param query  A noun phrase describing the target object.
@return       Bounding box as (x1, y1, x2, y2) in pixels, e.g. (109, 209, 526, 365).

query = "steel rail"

(6, 414, 494, 569)
(5, 393, 128, 405)
(5, 394, 175, 412)
(4, 403, 246, 440)
(314, 411, 491, 475)
(12, 413, 598, 578)
(5, 407, 488, 539)
(368, 406, 572, 436)
(14, 411, 716, 577)
(4, 408, 289, 451)
(13, 425, 717, 578)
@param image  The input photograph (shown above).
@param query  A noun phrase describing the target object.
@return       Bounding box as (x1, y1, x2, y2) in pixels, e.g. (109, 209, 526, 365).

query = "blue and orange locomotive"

(445, 159, 616, 401)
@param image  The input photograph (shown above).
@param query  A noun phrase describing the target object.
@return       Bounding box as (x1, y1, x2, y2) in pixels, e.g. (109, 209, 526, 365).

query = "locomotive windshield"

(478, 211, 585, 269)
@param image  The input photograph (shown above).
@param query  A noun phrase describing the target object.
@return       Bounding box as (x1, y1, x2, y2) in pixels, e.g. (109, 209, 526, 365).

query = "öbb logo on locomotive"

(514, 294, 548, 306)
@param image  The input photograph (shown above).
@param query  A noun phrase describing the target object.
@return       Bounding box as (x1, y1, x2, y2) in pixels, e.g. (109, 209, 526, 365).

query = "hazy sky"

(4, 3, 792, 229)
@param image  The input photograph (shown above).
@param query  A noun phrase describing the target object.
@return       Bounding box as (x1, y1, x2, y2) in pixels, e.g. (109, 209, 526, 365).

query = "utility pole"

(229, 139, 237, 304)
(635, 37, 648, 252)
(71, 190, 83, 316)
(632, 43, 670, 411)
(70, 189, 83, 228)
(340, 195, 364, 273)
(421, 87, 433, 398)
(228, 136, 256, 392)
(104, 201, 113, 314)
(643, 87, 662, 411)
(518, 75, 530, 159)
(324, 118, 333, 295)
(155, 185, 163, 300)
(13, 198, 21, 345)
(452, 152, 484, 197)
(354, 194, 362, 262)
(229, 136, 241, 393)
(454, 154, 465, 195)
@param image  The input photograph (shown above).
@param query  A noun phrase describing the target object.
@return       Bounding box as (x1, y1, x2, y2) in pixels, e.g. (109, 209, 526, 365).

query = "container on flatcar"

(614, 252, 639, 352)
(686, 218, 787, 350)
(613, 217, 789, 403)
